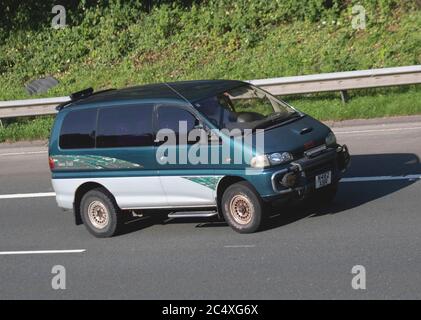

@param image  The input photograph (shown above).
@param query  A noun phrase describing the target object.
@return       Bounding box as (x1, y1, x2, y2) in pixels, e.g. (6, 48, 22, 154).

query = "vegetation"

(0, 0, 420, 142)
(0, 116, 54, 142)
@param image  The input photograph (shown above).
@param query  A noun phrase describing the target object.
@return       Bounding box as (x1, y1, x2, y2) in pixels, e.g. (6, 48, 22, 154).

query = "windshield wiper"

(266, 111, 287, 121)
(253, 111, 302, 129)
(281, 111, 303, 121)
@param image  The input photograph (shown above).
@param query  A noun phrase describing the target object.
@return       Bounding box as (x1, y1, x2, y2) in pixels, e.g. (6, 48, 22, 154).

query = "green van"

(49, 80, 350, 237)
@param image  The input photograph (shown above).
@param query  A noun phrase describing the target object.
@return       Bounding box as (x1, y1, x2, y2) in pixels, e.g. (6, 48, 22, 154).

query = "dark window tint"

(157, 106, 198, 145)
(97, 104, 153, 148)
(59, 108, 97, 149)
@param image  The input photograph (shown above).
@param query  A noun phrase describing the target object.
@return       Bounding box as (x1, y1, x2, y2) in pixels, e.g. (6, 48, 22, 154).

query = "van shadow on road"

(117, 153, 420, 235)
(261, 152, 421, 232)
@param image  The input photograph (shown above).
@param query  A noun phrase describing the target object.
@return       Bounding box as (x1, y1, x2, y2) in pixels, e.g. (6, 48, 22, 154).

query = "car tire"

(221, 181, 263, 233)
(80, 188, 121, 238)
(316, 181, 338, 205)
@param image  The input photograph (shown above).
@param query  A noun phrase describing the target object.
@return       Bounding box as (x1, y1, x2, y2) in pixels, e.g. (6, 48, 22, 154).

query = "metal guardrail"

(0, 65, 420, 119)
(249, 65, 421, 96)
(0, 96, 70, 118)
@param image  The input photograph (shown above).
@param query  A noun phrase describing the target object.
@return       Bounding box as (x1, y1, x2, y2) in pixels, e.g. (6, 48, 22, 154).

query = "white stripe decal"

(0, 249, 86, 255)
(0, 192, 56, 199)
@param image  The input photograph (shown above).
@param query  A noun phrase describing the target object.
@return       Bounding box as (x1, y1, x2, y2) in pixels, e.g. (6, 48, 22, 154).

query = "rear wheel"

(80, 188, 121, 238)
(221, 181, 263, 233)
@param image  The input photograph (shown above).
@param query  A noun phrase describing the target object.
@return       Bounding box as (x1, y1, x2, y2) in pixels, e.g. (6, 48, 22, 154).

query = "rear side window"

(59, 108, 97, 149)
(96, 104, 154, 148)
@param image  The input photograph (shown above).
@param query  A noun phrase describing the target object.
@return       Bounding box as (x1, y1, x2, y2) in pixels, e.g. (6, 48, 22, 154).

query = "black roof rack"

(56, 87, 116, 111)
(70, 87, 94, 101)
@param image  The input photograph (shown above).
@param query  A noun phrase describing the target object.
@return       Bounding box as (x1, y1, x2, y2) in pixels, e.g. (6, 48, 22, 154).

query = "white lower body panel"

(52, 175, 220, 210)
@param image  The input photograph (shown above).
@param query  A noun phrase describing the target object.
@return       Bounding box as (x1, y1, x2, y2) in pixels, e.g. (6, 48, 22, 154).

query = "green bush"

(0, 116, 54, 142)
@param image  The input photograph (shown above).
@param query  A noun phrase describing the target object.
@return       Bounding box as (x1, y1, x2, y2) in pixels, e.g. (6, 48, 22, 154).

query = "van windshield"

(193, 84, 300, 131)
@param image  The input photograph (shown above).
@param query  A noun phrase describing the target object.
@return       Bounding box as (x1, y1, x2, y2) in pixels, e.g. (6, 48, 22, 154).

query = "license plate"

(315, 171, 332, 189)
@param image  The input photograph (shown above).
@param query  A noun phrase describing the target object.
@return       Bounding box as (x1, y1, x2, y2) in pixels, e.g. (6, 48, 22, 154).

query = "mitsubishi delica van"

(49, 80, 350, 237)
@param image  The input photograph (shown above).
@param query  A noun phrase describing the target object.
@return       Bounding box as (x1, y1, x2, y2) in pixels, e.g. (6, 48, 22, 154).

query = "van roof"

(67, 80, 245, 108)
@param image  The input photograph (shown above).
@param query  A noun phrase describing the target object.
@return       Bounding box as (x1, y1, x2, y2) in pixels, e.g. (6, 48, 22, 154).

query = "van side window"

(96, 104, 154, 148)
(59, 108, 97, 149)
(157, 106, 197, 145)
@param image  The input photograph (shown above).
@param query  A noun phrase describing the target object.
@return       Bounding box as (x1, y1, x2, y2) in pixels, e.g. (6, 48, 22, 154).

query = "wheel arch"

(216, 176, 247, 218)
(73, 182, 115, 225)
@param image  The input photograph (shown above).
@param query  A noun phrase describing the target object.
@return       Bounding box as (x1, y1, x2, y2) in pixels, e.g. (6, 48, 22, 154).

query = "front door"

(155, 105, 218, 207)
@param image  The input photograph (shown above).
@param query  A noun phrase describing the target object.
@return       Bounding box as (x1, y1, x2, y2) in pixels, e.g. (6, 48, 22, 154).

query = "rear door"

(92, 103, 166, 209)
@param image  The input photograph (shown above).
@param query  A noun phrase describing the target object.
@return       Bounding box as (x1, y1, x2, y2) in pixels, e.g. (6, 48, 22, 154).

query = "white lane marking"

(334, 126, 421, 135)
(224, 245, 256, 248)
(341, 175, 421, 182)
(0, 151, 47, 157)
(0, 249, 86, 255)
(0, 192, 55, 199)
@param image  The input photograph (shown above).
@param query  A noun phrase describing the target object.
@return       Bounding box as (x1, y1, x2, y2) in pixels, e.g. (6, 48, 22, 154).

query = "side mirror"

(193, 118, 205, 130)
(194, 123, 204, 130)
(189, 121, 208, 144)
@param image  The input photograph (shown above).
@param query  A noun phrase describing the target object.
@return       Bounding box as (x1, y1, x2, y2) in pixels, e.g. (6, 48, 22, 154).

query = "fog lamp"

(281, 172, 298, 188)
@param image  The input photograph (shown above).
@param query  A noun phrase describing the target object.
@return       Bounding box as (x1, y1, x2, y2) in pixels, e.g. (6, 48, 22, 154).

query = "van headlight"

(268, 152, 293, 165)
(325, 132, 337, 147)
(250, 152, 293, 168)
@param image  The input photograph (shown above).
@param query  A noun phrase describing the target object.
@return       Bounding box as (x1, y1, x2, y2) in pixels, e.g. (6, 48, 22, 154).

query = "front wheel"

(221, 181, 263, 233)
(80, 188, 121, 238)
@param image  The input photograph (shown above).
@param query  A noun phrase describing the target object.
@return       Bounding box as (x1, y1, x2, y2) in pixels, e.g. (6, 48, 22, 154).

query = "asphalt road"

(0, 116, 420, 300)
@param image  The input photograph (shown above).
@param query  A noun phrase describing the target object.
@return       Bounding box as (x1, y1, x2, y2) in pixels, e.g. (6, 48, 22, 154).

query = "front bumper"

(266, 144, 350, 200)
